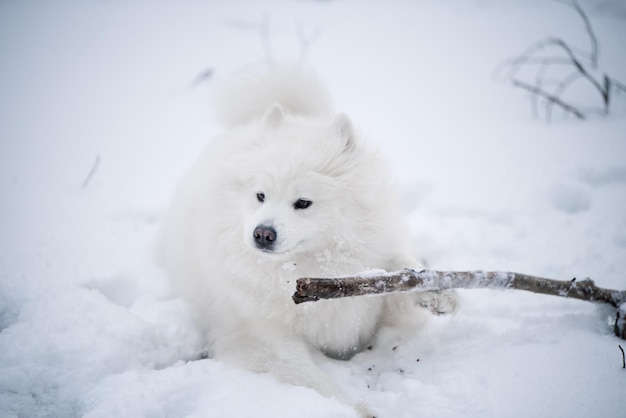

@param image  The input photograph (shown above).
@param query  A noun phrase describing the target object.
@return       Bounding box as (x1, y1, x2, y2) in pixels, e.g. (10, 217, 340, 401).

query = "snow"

(1, 0, 626, 417)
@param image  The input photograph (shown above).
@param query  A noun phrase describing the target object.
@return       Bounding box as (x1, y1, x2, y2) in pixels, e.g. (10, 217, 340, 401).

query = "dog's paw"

(416, 290, 458, 315)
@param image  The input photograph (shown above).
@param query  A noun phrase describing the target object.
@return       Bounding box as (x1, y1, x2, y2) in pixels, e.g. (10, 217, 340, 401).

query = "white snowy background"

(1, 0, 625, 417)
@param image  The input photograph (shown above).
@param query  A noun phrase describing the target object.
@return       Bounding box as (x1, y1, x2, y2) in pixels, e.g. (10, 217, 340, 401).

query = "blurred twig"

(296, 20, 323, 66)
(495, 0, 625, 121)
(82, 154, 101, 189)
(189, 68, 214, 88)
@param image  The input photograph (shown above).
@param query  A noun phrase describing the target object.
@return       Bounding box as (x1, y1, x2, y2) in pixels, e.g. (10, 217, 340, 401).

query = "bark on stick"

(293, 269, 626, 339)
(293, 269, 626, 307)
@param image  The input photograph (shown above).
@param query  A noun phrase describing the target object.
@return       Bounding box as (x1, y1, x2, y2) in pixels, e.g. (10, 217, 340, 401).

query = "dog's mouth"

(258, 248, 282, 255)
(252, 240, 304, 257)
(256, 246, 293, 256)
(251, 224, 306, 256)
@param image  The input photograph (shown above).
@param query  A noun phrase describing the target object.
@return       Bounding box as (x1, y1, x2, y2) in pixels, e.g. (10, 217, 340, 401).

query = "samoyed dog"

(158, 68, 454, 415)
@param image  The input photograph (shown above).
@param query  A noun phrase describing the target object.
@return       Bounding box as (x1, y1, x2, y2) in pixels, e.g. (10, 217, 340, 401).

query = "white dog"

(158, 68, 454, 415)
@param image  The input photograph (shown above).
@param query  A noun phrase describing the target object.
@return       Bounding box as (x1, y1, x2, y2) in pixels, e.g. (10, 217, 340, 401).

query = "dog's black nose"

(253, 225, 277, 250)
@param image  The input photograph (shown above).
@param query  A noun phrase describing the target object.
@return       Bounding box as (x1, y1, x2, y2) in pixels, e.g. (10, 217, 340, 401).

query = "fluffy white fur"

(158, 69, 453, 415)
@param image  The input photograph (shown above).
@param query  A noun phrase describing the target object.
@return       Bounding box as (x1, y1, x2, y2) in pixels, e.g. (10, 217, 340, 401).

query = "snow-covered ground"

(1, 1, 625, 417)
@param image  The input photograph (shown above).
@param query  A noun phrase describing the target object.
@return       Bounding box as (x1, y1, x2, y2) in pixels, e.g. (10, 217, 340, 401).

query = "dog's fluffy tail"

(214, 67, 333, 127)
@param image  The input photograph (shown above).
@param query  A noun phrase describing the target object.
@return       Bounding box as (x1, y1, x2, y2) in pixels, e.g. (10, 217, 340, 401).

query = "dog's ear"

(262, 103, 285, 128)
(330, 113, 356, 153)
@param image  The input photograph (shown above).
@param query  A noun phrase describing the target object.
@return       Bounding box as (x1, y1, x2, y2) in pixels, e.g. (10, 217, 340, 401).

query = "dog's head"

(235, 104, 364, 257)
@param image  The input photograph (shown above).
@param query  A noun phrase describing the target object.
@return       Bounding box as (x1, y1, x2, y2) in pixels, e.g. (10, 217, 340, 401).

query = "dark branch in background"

(494, 0, 625, 122)
(82, 154, 101, 189)
(292, 269, 626, 340)
(189, 68, 214, 88)
(512, 79, 585, 119)
(559, 0, 598, 68)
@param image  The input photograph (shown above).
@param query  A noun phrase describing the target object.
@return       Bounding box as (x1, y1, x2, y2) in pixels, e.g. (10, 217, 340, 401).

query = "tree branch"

(296, 20, 323, 66)
(545, 70, 583, 121)
(293, 269, 625, 306)
(293, 269, 626, 339)
(81, 154, 101, 189)
(512, 79, 585, 120)
(496, 0, 625, 120)
(558, 0, 599, 68)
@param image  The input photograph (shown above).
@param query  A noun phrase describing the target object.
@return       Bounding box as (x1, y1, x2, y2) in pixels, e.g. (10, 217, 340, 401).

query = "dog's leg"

(214, 330, 374, 417)
(385, 254, 458, 315)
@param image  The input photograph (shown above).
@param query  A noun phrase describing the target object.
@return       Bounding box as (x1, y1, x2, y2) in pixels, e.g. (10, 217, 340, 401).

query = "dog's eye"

(256, 192, 265, 203)
(293, 199, 312, 210)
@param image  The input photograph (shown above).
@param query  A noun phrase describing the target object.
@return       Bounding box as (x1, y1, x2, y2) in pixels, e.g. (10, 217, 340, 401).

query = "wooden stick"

(293, 269, 626, 339)
(293, 269, 626, 308)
